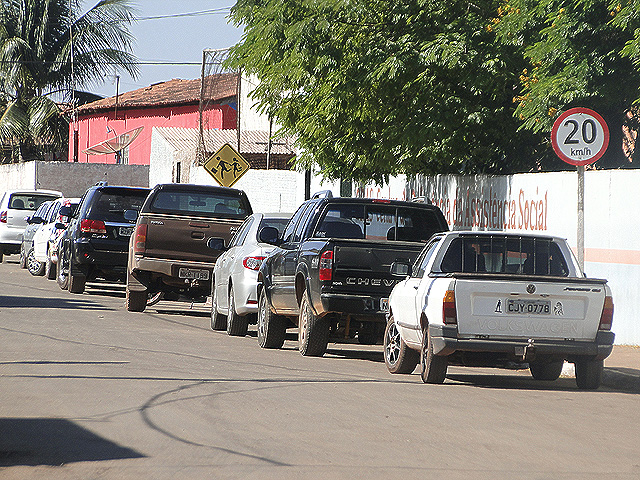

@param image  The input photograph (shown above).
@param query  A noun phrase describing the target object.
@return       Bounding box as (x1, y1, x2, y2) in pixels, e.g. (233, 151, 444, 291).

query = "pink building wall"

(68, 104, 237, 164)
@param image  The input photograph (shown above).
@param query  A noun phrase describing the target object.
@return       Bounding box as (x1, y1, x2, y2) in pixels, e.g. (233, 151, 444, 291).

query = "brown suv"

(126, 183, 252, 311)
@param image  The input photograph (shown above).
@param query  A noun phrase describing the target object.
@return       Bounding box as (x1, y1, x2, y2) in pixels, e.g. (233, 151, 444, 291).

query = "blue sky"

(89, 1, 243, 98)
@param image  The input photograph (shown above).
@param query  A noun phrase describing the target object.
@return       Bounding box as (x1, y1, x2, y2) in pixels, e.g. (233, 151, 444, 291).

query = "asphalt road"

(1, 258, 639, 480)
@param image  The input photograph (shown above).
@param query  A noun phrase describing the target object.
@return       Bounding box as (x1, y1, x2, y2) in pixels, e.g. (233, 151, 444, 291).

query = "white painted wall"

(359, 171, 640, 345)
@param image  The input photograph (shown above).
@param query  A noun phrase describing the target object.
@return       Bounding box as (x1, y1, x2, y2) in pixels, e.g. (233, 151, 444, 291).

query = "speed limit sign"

(551, 107, 609, 166)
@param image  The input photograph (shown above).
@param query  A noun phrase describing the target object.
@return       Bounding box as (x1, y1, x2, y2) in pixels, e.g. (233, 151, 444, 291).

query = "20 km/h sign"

(551, 107, 609, 166)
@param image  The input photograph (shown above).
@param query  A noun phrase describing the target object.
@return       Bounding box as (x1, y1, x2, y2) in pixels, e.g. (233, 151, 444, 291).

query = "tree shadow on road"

(0, 295, 113, 311)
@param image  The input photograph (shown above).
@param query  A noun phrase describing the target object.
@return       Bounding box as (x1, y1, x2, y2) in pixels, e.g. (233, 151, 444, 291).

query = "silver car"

(211, 213, 291, 337)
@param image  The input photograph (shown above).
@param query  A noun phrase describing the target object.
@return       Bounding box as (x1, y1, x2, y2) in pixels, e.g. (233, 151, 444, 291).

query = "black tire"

(68, 271, 86, 294)
(420, 327, 448, 384)
(257, 288, 286, 349)
(56, 246, 69, 290)
(19, 244, 27, 269)
(45, 256, 56, 280)
(210, 285, 227, 331)
(298, 293, 329, 357)
(27, 248, 45, 276)
(0, 250, 4, 263)
(226, 288, 249, 336)
(575, 359, 603, 390)
(384, 317, 419, 374)
(126, 287, 147, 312)
(529, 360, 564, 381)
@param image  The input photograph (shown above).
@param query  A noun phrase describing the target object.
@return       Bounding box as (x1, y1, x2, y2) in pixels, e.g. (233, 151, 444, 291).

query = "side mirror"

(258, 226, 280, 245)
(207, 237, 226, 251)
(59, 206, 72, 217)
(123, 209, 138, 223)
(390, 261, 412, 277)
(55, 222, 66, 229)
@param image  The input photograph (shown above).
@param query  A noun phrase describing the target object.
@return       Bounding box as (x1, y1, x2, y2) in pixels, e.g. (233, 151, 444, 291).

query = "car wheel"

(420, 327, 447, 384)
(529, 360, 564, 381)
(19, 244, 27, 269)
(226, 287, 249, 336)
(147, 291, 163, 306)
(257, 288, 286, 349)
(298, 293, 329, 357)
(384, 317, 419, 374)
(56, 246, 69, 290)
(210, 284, 227, 331)
(126, 287, 148, 312)
(575, 359, 603, 390)
(68, 270, 86, 294)
(45, 256, 56, 280)
(27, 248, 45, 276)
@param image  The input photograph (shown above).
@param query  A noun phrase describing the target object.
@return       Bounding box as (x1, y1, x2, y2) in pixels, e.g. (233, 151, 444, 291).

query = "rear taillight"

(133, 224, 147, 254)
(80, 219, 106, 234)
(243, 256, 266, 271)
(0, 211, 6, 223)
(442, 290, 457, 325)
(598, 295, 614, 331)
(319, 250, 334, 281)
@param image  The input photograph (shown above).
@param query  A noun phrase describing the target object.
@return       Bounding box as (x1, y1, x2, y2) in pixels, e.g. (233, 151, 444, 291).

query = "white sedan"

(210, 213, 291, 337)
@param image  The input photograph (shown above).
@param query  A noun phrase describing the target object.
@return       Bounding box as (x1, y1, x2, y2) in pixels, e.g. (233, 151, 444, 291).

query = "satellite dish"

(83, 126, 143, 155)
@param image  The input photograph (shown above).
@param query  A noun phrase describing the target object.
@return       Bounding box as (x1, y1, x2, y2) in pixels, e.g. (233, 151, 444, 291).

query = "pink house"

(69, 73, 238, 165)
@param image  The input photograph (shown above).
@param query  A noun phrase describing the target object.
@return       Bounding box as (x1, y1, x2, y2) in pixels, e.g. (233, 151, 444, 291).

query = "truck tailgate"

(454, 278, 605, 341)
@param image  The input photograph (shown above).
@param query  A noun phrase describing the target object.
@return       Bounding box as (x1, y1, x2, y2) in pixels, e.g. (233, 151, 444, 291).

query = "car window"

(282, 202, 309, 243)
(229, 217, 254, 248)
(150, 190, 249, 219)
(257, 217, 290, 241)
(88, 191, 148, 222)
(413, 239, 440, 277)
(9, 193, 59, 211)
(292, 203, 316, 242)
(33, 202, 51, 220)
(47, 202, 61, 223)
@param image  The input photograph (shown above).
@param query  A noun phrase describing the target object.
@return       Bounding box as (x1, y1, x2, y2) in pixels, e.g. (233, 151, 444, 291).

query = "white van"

(0, 189, 62, 262)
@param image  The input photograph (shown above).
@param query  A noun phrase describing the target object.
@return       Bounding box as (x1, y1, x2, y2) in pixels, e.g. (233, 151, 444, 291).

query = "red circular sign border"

(551, 107, 609, 166)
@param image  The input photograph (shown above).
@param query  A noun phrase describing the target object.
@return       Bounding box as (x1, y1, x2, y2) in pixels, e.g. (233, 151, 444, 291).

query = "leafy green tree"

(228, 0, 547, 183)
(494, 0, 640, 168)
(0, 0, 138, 162)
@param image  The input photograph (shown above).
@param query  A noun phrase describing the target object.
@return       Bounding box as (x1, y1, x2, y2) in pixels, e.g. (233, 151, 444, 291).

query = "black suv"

(56, 183, 150, 293)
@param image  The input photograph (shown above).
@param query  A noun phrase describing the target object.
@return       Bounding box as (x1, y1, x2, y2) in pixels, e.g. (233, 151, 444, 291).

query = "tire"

(226, 288, 249, 336)
(420, 327, 448, 384)
(68, 270, 86, 294)
(298, 293, 329, 357)
(575, 359, 603, 390)
(0, 250, 4, 263)
(257, 288, 286, 349)
(210, 285, 227, 331)
(126, 287, 148, 312)
(27, 248, 45, 276)
(384, 317, 419, 374)
(529, 360, 564, 381)
(56, 246, 69, 290)
(45, 256, 56, 280)
(19, 244, 27, 269)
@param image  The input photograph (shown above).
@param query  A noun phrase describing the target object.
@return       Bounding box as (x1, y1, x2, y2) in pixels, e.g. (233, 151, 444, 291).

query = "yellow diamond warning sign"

(204, 143, 250, 187)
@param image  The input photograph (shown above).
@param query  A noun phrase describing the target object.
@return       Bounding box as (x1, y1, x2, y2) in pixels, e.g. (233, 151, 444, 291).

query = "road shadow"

(0, 418, 145, 466)
(0, 295, 112, 311)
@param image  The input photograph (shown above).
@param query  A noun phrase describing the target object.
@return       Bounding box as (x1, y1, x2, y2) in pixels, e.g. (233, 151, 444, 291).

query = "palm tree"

(0, 0, 139, 162)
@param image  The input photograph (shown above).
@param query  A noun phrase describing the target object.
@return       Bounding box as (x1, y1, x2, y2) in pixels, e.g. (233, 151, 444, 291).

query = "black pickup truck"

(256, 196, 448, 356)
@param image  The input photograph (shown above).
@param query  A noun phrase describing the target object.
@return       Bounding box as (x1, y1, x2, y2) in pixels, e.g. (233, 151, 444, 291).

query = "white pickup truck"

(385, 231, 615, 389)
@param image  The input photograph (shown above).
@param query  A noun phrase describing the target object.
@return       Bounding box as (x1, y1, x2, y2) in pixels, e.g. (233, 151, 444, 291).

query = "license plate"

(178, 268, 210, 280)
(380, 298, 389, 312)
(119, 226, 134, 237)
(507, 299, 551, 315)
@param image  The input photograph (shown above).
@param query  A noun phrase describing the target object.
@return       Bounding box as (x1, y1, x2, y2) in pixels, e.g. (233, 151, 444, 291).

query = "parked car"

(126, 183, 252, 312)
(21, 200, 55, 275)
(32, 197, 80, 279)
(0, 189, 62, 262)
(384, 231, 614, 389)
(56, 183, 151, 293)
(211, 212, 292, 336)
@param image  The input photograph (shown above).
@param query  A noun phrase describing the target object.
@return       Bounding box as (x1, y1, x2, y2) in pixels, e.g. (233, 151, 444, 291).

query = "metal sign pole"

(577, 165, 585, 271)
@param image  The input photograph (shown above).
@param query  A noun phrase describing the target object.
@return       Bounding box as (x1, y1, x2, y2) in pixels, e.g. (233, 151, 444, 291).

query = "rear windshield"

(314, 203, 445, 242)
(150, 190, 250, 219)
(439, 235, 569, 276)
(88, 190, 148, 222)
(9, 193, 59, 211)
